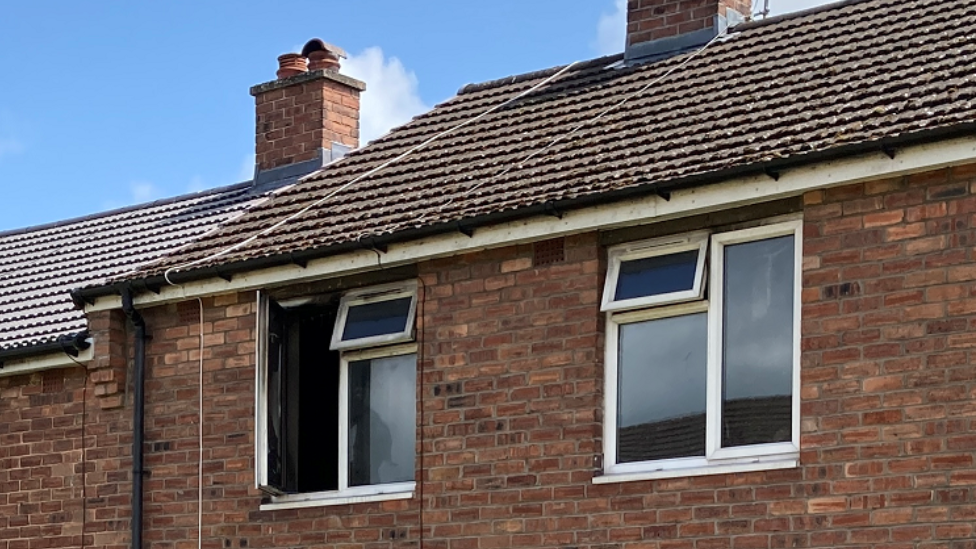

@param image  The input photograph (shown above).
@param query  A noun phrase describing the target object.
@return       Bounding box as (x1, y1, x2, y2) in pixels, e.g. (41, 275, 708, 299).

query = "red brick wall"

(5, 163, 976, 549)
(627, 0, 753, 46)
(254, 74, 361, 172)
(799, 165, 976, 547)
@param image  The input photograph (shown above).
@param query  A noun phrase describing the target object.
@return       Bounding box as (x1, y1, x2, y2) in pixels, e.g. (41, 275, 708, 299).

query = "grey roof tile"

(0, 183, 276, 352)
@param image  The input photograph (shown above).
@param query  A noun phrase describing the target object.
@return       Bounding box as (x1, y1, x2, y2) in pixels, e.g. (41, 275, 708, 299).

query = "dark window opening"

(266, 298, 341, 495)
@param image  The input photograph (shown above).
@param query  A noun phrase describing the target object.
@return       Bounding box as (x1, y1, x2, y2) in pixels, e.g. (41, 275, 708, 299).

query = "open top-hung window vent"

(330, 281, 419, 351)
(602, 231, 708, 312)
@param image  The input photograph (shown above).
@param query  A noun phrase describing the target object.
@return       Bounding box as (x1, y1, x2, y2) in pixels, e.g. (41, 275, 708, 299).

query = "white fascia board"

(85, 135, 976, 313)
(0, 345, 94, 378)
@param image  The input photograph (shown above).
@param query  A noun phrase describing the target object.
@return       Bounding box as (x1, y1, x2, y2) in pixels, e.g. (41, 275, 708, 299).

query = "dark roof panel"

(0, 183, 277, 352)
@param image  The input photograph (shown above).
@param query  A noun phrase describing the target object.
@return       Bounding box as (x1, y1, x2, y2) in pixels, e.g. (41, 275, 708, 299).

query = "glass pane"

(722, 235, 795, 448)
(617, 313, 707, 463)
(342, 297, 412, 341)
(348, 353, 416, 486)
(615, 250, 699, 301)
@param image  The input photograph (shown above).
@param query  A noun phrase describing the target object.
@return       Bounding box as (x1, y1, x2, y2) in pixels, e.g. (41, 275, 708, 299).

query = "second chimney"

(249, 39, 366, 183)
(626, 0, 750, 62)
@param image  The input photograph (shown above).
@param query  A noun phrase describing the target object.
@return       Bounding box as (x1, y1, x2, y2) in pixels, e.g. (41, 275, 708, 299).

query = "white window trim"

(603, 300, 709, 475)
(601, 231, 709, 313)
(259, 482, 416, 511)
(707, 220, 803, 460)
(601, 220, 802, 481)
(338, 343, 418, 495)
(330, 280, 418, 351)
(255, 291, 270, 492)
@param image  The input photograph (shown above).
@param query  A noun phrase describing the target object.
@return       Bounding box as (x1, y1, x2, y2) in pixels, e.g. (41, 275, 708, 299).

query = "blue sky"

(0, 0, 828, 232)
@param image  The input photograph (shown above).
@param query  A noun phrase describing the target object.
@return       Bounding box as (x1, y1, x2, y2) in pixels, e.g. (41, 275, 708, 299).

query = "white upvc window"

(599, 219, 802, 483)
(602, 231, 709, 313)
(331, 281, 418, 351)
(255, 281, 418, 509)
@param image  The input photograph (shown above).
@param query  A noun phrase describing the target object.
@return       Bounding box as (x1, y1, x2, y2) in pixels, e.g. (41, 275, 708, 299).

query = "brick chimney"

(248, 39, 366, 184)
(626, 0, 751, 62)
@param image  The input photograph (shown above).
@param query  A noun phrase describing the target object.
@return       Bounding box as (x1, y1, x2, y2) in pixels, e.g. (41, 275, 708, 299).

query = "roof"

(0, 182, 282, 354)
(102, 0, 976, 286)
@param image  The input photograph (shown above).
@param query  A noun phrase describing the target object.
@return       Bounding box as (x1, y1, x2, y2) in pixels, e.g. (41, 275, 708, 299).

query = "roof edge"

(0, 331, 90, 364)
(0, 180, 255, 239)
(74, 121, 976, 304)
(458, 54, 623, 96)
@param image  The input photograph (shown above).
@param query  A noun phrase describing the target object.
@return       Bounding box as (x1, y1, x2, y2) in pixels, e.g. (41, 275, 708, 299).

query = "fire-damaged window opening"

(256, 281, 418, 505)
(599, 218, 802, 483)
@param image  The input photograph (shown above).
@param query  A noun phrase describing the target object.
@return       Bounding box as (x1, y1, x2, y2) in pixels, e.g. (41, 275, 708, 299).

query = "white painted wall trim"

(85, 135, 976, 312)
(0, 345, 94, 378)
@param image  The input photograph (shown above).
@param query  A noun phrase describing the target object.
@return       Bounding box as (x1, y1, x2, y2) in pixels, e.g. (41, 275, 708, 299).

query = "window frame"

(601, 231, 709, 313)
(600, 219, 802, 482)
(330, 280, 418, 351)
(337, 343, 418, 495)
(255, 283, 419, 509)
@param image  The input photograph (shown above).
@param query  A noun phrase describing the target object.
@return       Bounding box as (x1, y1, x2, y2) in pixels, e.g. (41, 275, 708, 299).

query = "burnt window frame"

(255, 281, 419, 509)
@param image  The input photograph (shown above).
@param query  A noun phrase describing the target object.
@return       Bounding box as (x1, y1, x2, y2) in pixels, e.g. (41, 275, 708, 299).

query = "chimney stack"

(626, 0, 751, 62)
(249, 39, 366, 184)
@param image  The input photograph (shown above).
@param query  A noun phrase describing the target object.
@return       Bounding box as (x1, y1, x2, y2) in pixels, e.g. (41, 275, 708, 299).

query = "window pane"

(722, 235, 794, 448)
(348, 353, 416, 486)
(617, 313, 707, 463)
(615, 250, 699, 301)
(342, 297, 412, 341)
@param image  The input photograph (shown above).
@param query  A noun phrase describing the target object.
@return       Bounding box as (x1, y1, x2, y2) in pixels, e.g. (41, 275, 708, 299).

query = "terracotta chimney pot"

(308, 50, 341, 72)
(276, 53, 308, 79)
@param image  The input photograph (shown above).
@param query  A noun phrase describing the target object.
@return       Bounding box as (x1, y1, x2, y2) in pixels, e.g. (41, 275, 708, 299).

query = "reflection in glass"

(722, 235, 794, 448)
(348, 353, 416, 486)
(342, 297, 412, 341)
(617, 313, 707, 462)
(615, 250, 699, 302)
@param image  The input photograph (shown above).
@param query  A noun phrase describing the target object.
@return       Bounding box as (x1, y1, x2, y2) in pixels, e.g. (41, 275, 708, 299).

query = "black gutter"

(72, 122, 976, 302)
(121, 289, 148, 549)
(0, 332, 91, 367)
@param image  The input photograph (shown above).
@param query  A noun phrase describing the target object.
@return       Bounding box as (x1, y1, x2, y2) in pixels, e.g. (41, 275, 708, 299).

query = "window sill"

(593, 456, 798, 484)
(259, 482, 415, 511)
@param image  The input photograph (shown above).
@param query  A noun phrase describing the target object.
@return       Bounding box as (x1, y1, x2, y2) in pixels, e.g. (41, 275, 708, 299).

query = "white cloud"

(594, 0, 627, 55)
(238, 154, 255, 182)
(343, 47, 429, 145)
(130, 181, 162, 203)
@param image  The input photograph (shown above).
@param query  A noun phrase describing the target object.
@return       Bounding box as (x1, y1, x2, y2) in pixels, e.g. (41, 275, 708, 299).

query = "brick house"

(4, 0, 976, 548)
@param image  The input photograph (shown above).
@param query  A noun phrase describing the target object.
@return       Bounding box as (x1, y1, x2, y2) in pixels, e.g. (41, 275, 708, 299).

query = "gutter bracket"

(881, 144, 897, 160)
(764, 168, 781, 181)
(652, 186, 672, 202)
(141, 280, 163, 295)
(360, 236, 388, 254)
(544, 201, 564, 219)
(289, 253, 308, 269)
(455, 221, 474, 238)
(215, 267, 233, 283)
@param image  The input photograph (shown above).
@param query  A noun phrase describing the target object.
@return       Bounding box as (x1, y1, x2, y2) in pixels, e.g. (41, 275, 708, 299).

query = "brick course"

(4, 163, 976, 548)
